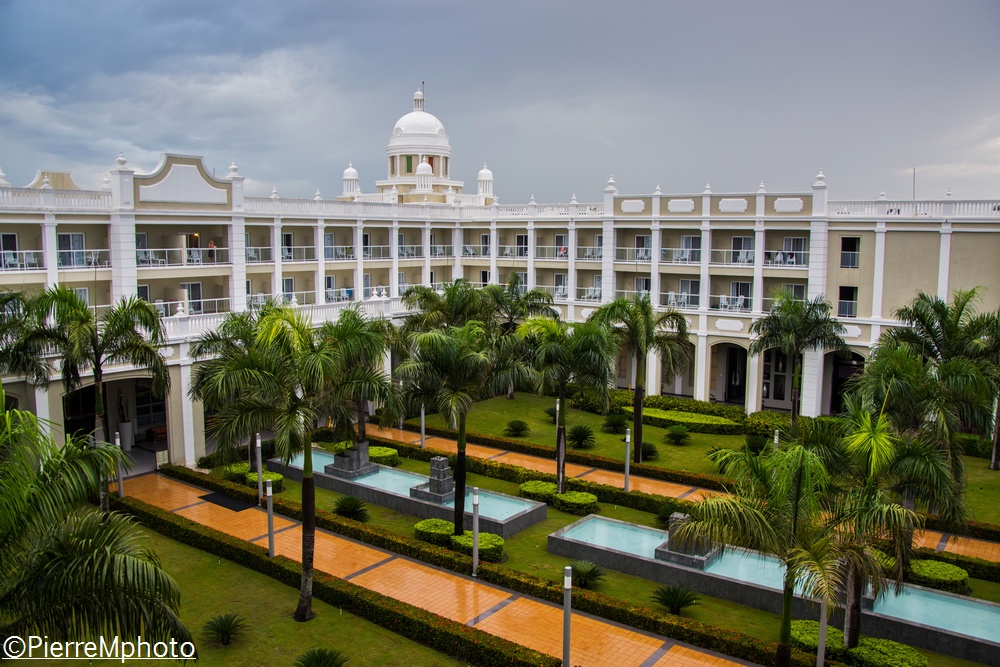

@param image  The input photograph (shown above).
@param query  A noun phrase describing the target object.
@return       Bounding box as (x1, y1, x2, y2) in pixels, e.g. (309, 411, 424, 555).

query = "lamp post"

(563, 565, 572, 667)
(472, 487, 480, 577)
(255, 433, 264, 506)
(624, 428, 631, 492)
(266, 479, 275, 558)
(774, 428, 780, 450)
(420, 403, 426, 449)
(114, 432, 124, 498)
(555, 400, 565, 493)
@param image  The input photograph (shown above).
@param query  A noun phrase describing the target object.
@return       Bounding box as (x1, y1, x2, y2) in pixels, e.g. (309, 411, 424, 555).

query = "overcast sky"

(1, 1, 998, 203)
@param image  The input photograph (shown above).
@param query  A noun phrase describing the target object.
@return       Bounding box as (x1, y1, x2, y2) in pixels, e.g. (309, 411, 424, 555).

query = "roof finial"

(758, 180, 766, 194)
(703, 182, 712, 194)
(654, 183, 662, 195)
(0, 165, 9, 187)
(116, 152, 127, 167)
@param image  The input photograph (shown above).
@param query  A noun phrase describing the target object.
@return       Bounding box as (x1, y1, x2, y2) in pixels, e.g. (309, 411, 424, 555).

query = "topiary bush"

(334, 496, 370, 523)
(663, 425, 692, 446)
(222, 462, 250, 483)
(450, 532, 505, 562)
(847, 637, 927, 667)
(368, 446, 400, 466)
(543, 406, 558, 424)
(744, 410, 791, 437)
(908, 559, 969, 594)
(294, 648, 349, 667)
(414, 518, 455, 547)
(641, 441, 659, 461)
(503, 419, 531, 437)
(519, 480, 559, 504)
(554, 491, 600, 515)
(651, 585, 700, 615)
(311, 426, 339, 442)
(602, 413, 628, 434)
(788, 620, 846, 662)
(244, 470, 284, 493)
(567, 424, 596, 450)
(624, 406, 742, 434)
(570, 560, 606, 590)
(202, 612, 248, 646)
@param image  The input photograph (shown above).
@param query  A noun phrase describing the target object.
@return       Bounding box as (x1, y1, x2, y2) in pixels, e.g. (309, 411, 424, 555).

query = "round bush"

(788, 620, 846, 661)
(848, 637, 926, 667)
(554, 491, 600, 515)
(743, 434, 770, 454)
(663, 425, 692, 446)
(294, 647, 349, 667)
(222, 462, 250, 483)
(519, 480, 559, 504)
(503, 419, 531, 437)
(908, 559, 969, 594)
(202, 612, 248, 646)
(651, 584, 700, 615)
(641, 441, 659, 460)
(567, 424, 596, 449)
(413, 518, 455, 546)
(333, 495, 370, 522)
(368, 445, 399, 466)
(570, 560, 606, 590)
(602, 413, 628, 434)
(543, 406, 558, 424)
(243, 470, 284, 493)
(450, 531, 505, 562)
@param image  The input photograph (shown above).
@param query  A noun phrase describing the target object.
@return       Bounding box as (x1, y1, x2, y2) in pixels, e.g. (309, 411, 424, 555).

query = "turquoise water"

(286, 449, 535, 520)
(706, 549, 786, 589)
(873, 584, 1000, 642)
(560, 516, 669, 558)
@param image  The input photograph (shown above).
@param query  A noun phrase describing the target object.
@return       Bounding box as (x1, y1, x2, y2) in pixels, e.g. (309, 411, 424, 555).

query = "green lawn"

(420, 392, 744, 475)
(963, 456, 1000, 525)
(43, 527, 462, 667)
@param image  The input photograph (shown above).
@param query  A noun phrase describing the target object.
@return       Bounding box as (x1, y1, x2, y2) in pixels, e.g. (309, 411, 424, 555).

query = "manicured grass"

(63, 527, 463, 667)
(963, 456, 1000, 525)
(421, 392, 744, 474)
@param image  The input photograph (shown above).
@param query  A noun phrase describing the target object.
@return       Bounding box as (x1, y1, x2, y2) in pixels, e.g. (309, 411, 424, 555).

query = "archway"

(823, 350, 866, 415)
(709, 342, 748, 408)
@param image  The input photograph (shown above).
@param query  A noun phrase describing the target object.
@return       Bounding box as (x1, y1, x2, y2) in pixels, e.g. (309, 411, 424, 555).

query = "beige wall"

(948, 232, 1000, 311)
(881, 231, 940, 316)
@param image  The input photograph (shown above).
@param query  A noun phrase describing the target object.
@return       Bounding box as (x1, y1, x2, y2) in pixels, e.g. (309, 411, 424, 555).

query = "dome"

(343, 162, 359, 179)
(387, 90, 451, 154)
(416, 158, 433, 175)
(478, 163, 493, 181)
(392, 110, 446, 136)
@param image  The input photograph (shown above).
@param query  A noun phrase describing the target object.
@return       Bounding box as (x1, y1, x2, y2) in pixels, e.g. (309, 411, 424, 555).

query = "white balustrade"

(0, 249, 44, 270)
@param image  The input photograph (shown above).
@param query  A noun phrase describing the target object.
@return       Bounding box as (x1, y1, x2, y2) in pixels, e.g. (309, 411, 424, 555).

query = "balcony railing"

(1, 250, 43, 270)
(764, 250, 807, 267)
(840, 251, 859, 269)
(362, 246, 391, 260)
(245, 246, 273, 263)
(614, 289, 652, 300)
(535, 245, 569, 259)
(430, 245, 453, 258)
(498, 245, 529, 258)
(324, 288, 354, 302)
(397, 245, 424, 259)
(660, 247, 701, 264)
(280, 246, 316, 262)
(838, 300, 858, 318)
(281, 290, 317, 305)
(324, 246, 356, 261)
(577, 287, 603, 301)
(660, 292, 700, 309)
(535, 284, 570, 300)
(710, 294, 751, 312)
(615, 248, 652, 263)
(137, 248, 228, 267)
(577, 246, 603, 261)
(59, 249, 110, 269)
(710, 250, 754, 266)
(461, 245, 490, 257)
(762, 297, 807, 311)
(150, 297, 231, 317)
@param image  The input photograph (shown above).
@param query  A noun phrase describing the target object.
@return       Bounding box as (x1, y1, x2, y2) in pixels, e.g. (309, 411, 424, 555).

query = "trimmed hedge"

(222, 462, 251, 483)
(913, 548, 1000, 583)
(789, 619, 847, 661)
(451, 532, 505, 562)
(743, 410, 791, 437)
(245, 471, 284, 493)
(622, 407, 742, 435)
(644, 394, 747, 423)
(908, 559, 969, 594)
(923, 514, 1000, 543)
(110, 496, 557, 667)
(848, 637, 926, 667)
(368, 446, 400, 466)
(519, 480, 558, 504)
(413, 518, 455, 547)
(156, 465, 814, 667)
(554, 491, 600, 515)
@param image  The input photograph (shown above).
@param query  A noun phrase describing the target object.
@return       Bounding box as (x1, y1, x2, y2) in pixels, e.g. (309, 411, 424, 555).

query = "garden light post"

(114, 432, 124, 498)
(624, 428, 631, 492)
(266, 479, 275, 558)
(255, 433, 264, 506)
(420, 403, 426, 449)
(555, 400, 566, 493)
(563, 565, 572, 667)
(472, 487, 480, 577)
(774, 428, 780, 450)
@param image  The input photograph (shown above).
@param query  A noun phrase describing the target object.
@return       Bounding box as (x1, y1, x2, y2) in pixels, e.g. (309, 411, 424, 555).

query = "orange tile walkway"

(368, 425, 1000, 564)
(126, 472, 751, 666)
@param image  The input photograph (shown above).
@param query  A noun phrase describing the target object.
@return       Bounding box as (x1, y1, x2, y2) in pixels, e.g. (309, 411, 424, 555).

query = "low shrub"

(333, 496, 370, 523)
(311, 426, 339, 442)
(908, 559, 969, 594)
(504, 419, 531, 437)
(663, 425, 692, 446)
(543, 406, 558, 424)
(602, 413, 629, 434)
(641, 441, 659, 461)
(315, 440, 353, 454)
(570, 388, 632, 415)
(244, 470, 284, 493)
(368, 446, 400, 466)
(651, 585, 700, 615)
(953, 433, 991, 459)
(643, 395, 746, 423)
(450, 532, 505, 562)
(554, 491, 600, 515)
(623, 407, 742, 435)
(743, 434, 770, 454)
(414, 518, 455, 547)
(202, 612, 248, 646)
(788, 619, 846, 661)
(519, 480, 559, 504)
(913, 548, 1000, 584)
(570, 560, 606, 590)
(744, 410, 791, 437)
(848, 637, 926, 667)
(567, 424, 596, 449)
(222, 462, 250, 483)
(294, 648, 349, 667)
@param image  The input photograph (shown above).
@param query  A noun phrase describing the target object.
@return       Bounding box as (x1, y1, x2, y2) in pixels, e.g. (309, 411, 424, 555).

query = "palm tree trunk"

(843, 565, 863, 649)
(633, 354, 644, 464)
(789, 352, 799, 426)
(507, 380, 515, 400)
(294, 445, 316, 622)
(991, 414, 1000, 471)
(776, 569, 794, 667)
(453, 413, 468, 535)
(556, 386, 567, 493)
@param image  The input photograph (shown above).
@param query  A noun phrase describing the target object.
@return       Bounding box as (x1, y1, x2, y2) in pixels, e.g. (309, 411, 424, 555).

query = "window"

(137, 285, 149, 302)
(135, 379, 166, 429)
(398, 271, 406, 286)
(58, 232, 85, 267)
(325, 275, 336, 290)
(324, 233, 335, 259)
(405, 155, 413, 174)
(731, 236, 754, 264)
(728, 281, 752, 311)
(515, 234, 528, 257)
(480, 270, 490, 285)
(480, 233, 491, 256)
(782, 237, 807, 266)
(840, 237, 860, 268)
(516, 272, 528, 293)
(679, 279, 699, 308)
(73, 287, 89, 305)
(782, 283, 806, 301)
(1, 233, 17, 252)
(362, 273, 372, 299)
(429, 270, 435, 285)
(634, 235, 652, 261)
(180, 282, 202, 314)
(634, 277, 651, 295)
(679, 235, 701, 262)
(838, 286, 858, 318)
(554, 234, 568, 258)
(281, 277, 294, 300)
(135, 232, 147, 250)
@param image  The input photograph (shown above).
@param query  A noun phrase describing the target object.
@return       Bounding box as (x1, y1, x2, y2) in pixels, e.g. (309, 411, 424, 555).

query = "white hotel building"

(2, 90, 999, 467)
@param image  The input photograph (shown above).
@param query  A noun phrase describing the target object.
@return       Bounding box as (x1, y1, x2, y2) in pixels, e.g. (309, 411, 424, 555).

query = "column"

(489, 220, 498, 284)
(567, 219, 577, 304)
(423, 220, 432, 285)
(752, 220, 765, 313)
(109, 212, 138, 301)
(871, 222, 887, 319)
(650, 219, 661, 303)
(601, 218, 615, 303)
(34, 384, 51, 436)
(42, 218, 58, 287)
(355, 220, 365, 301)
(807, 219, 829, 301)
(313, 220, 324, 305)
(390, 220, 400, 296)
(179, 361, 197, 466)
(646, 348, 662, 397)
(745, 353, 762, 414)
(271, 219, 282, 296)
(937, 220, 952, 299)
(694, 334, 710, 401)
(452, 220, 463, 283)
(699, 224, 711, 312)
(799, 348, 824, 418)
(229, 215, 247, 312)
(526, 220, 536, 289)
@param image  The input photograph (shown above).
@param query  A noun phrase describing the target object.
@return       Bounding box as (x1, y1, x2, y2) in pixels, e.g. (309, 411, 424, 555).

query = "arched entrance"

(709, 342, 748, 408)
(823, 350, 866, 415)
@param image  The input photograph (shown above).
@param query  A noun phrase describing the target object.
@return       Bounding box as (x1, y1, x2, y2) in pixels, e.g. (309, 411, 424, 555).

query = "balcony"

(362, 246, 391, 260)
(660, 292, 700, 309)
(324, 288, 354, 302)
(430, 245, 453, 258)
(150, 297, 231, 317)
(660, 247, 701, 264)
(1, 250, 43, 271)
(280, 246, 316, 262)
(709, 250, 754, 266)
(535, 284, 570, 300)
(763, 297, 807, 311)
(324, 246, 356, 261)
(498, 245, 529, 258)
(840, 251, 859, 269)
(838, 301, 858, 318)
(615, 248, 652, 263)
(59, 249, 110, 269)
(461, 245, 490, 257)
(535, 246, 569, 260)
(246, 246, 273, 263)
(709, 294, 751, 312)
(577, 286, 603, 301)
(137, 248, 229, 267)
(764, 251, 808, 268)
(576, 246, 603, 261)
(614, 289, 651, 301)
(397, 245, 424, 259)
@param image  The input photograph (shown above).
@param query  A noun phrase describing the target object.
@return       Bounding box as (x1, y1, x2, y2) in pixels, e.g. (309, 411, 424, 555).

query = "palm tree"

(518, 317, 615, 491)
(396, 322, 528, 534)
(0, 290, 49, 386)
(674, 445, 838, 667)
(748, 289, 849, 425)
(33, 285, 169, 444)
(589, 294, 691, 463)
(400, 279, 488, 334)
(0, 390, 190, 644)
(190, 306, 340, 622)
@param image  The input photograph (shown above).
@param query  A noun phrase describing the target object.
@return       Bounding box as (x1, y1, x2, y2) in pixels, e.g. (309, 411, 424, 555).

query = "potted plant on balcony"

(116, 390, 133, 451)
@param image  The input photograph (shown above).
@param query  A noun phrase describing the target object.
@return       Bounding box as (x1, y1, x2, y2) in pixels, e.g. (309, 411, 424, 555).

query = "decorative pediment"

(135, 155, 230, 206)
